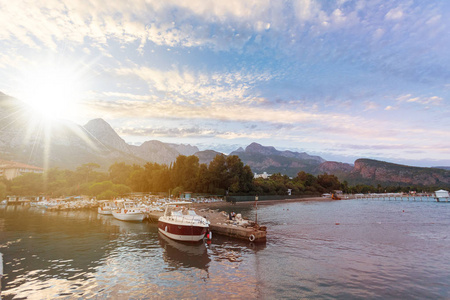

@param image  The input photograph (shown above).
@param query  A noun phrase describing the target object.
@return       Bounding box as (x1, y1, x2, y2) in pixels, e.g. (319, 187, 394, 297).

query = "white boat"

(158, 202, 210, 242)
(97, 200, 115, 215)
(435, 189, 450, 202)
(112, 200, 146, 222)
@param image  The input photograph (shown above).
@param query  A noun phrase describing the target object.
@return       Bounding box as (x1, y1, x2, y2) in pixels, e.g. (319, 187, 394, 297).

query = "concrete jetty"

(146, 209, 267, 243)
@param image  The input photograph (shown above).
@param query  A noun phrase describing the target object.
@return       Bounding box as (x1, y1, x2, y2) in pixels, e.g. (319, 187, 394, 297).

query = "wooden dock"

(146, 209, 267, 243)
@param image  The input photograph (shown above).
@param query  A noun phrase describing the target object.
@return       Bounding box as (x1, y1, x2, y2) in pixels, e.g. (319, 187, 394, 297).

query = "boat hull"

(98, 207, 112, 215)
(158, 220, 208, 242)
(112, 211, 145, 222)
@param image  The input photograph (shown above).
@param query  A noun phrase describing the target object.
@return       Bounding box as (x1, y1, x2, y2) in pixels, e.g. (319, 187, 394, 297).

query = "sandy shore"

(192, 196, 336, 209)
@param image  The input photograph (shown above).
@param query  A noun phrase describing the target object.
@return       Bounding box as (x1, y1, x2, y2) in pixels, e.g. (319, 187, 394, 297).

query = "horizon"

(0, 1, 449, 168)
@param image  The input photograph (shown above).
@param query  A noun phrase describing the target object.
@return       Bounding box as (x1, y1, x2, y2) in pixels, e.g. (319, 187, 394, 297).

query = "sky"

(0, 0, 449, 167)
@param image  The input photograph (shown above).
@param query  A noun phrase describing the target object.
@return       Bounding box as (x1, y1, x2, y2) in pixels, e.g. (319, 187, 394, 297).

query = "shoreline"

(192, 196, 341, 209)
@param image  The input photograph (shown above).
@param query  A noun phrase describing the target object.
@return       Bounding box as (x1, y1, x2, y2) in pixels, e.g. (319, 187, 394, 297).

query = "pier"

(354, 193, 445, 202)
(146, 209, 267, 243)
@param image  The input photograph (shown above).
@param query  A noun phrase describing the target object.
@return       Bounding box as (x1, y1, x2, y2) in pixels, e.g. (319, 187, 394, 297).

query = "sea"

(1, 199, 450, 299)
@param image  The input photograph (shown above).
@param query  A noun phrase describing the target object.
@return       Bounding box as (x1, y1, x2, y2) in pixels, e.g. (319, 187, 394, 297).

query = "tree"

(195, 164, 210, 193)
(43, 168, 70, 196)
(97, 190, 118, 200)
(113, 184, 132, 196)
(89, 181, 114, 197)
(317, 173, 341, 192)
(9, 173, 44, 195)
(295, 171, 319, 193)
(208, 154, 228, 193)
(0, 182, 7, 200)
(128, 168, 147, 192)
(109, 162, 133, 184)
(171, 155, 199, 191)
(74, 163, 106, 184)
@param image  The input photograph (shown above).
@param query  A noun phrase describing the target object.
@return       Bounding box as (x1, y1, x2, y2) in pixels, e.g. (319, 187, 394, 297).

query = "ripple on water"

(2, 201, 450, 299)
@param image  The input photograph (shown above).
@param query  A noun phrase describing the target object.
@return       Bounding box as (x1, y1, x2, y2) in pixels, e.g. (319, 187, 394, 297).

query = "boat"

(435, 189, 450, 202)
(158, 201, 210, 242)
(112, 200, 146, 222)
(97, 200, 115, 215)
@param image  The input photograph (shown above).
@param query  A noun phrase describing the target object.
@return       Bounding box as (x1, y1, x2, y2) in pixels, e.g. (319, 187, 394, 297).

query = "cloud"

(112, 66, 273, 105)
(363, 101, 379, 111)
(117, 126, 217, 138)
(396, 94, 443, 106)
(385, 7, 404, 20)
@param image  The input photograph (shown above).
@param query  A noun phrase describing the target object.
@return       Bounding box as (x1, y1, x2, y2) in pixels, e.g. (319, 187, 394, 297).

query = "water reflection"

(159, 233, 211, 271)
(3, 200, 450, 299)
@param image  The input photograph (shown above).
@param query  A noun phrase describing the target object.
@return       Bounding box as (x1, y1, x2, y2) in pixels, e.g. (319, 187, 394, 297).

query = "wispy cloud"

(396, 94, 443, 106)
(1, 0, 449, 166)
(112, 66, 273, 105)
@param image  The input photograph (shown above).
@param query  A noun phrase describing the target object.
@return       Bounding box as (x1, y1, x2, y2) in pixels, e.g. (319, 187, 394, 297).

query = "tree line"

(0, 154, 442, 200)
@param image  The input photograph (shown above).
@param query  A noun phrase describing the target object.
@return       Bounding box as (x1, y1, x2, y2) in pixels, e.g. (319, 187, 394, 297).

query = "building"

(0, 160, 44, 180)
(254, 172, 271, 179)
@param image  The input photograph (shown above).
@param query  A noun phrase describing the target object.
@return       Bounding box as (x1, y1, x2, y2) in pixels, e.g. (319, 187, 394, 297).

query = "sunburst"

(17, 62, 86, 121)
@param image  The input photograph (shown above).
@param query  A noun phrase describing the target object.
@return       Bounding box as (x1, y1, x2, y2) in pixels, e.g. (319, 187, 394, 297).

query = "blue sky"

(0, 0, 449, 167)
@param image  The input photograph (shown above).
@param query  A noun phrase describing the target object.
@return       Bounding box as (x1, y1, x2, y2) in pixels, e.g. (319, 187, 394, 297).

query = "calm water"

(1, 199, 450, 299)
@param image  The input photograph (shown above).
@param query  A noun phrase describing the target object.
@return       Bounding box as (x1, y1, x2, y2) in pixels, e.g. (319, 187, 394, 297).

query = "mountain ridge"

(1, 91, 449, 187)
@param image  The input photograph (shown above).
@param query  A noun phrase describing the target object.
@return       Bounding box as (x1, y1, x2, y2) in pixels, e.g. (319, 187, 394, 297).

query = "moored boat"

(158, 202, 210, 242)
(97, 200, 115, 215)
(112, 200, 146, 222)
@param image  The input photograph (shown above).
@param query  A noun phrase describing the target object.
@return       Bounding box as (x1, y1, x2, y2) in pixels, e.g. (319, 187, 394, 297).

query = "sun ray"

(16, 61, 86, 121)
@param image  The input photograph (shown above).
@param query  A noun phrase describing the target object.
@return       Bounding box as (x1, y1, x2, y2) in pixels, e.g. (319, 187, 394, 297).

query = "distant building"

(0, 160, 44, 180)
(254, 172, 271, 179)
(181, 192, 192, 200)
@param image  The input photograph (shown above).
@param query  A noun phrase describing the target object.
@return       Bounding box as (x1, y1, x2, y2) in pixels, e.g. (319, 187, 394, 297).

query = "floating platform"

(146, 209, 267, 243)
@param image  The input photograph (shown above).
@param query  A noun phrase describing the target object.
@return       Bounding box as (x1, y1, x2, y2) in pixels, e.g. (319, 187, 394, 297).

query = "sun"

(18, 63, 85, 120)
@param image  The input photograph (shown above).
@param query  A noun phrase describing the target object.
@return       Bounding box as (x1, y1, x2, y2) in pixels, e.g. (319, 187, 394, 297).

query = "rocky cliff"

(83, 118, 134, 154)
(348, 159, 450, 186)
(316, 161, 354, 174)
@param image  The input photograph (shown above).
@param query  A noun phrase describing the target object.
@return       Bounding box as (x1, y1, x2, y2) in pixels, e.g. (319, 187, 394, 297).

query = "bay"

(1, 199, 450, 299)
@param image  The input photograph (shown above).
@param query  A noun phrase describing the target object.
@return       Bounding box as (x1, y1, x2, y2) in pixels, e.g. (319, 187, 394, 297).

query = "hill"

(230, 142, 326, 177)
(345, 159, 450, 186)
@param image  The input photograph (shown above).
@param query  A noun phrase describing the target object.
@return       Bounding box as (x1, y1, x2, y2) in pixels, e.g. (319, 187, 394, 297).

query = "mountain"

(83, 118, 134, 154)
(0, 93, 187, 170)
(167, 143, 199, 156)
(81, 118, 199, 165)
(433, 166, 450, 171)
(345, 159, 450, 186)
(240, 142, 325, 163)
(130, 140, 180, 165)
(194, 150, 223, 165)
(2, 91, 448, 187)
(315, 161, 354, 177)
(229, 142, 326, 177)
(0, 94, 146, 170)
